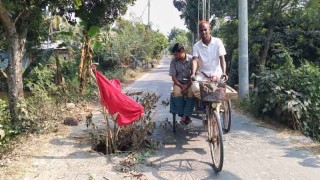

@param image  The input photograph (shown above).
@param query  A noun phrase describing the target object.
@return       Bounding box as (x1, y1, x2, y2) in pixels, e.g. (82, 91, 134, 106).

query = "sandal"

(180, 116, 192, 125)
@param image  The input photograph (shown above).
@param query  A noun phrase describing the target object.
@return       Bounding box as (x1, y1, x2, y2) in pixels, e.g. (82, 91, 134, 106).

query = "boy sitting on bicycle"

(169, 43, 195, 125)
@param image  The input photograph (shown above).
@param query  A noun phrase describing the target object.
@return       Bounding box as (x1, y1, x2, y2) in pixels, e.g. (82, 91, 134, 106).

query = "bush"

(1, 62, 64, 151)
(251, 63, 320, 140)
(0, 99, 13, 148)
(102, 68, 126, 82)
(86, 92, 159, 154)
(10, 63, 62, 134)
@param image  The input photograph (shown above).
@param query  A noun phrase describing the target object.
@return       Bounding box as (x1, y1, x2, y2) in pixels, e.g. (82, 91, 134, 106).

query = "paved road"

(126, 56, 320, 180)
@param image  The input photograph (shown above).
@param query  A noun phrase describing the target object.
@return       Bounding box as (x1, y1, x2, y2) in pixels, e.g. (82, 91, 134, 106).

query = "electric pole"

(202, 0, 206, 20)
(238, 0, 249, 98)
(147, 0, 151, 29)
(197, 0, 200, 39)
(207, 0, 210, 21)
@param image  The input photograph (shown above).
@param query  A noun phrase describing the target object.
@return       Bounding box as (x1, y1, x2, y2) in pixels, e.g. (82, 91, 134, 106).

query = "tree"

(173, 0, 198, 35)
(151, 30, 169, 60)
(105, 19, 168, 69)
(168, 27, 187, 42)
(0, 0, 136, 120)
(168, 28, 191, 53)
(173, 0, 238, 35)
(110, 19, 147, 66)
(253, 0, 300, 69)
(278, 0, 320, 66)
(54, 0, 136, 93)
(0, 0, 64, 121)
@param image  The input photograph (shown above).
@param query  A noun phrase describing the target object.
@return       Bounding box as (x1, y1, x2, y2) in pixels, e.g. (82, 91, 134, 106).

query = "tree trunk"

(0, 4, 29, 122)
(78, 31, 92, 94)
(54, 54, 63, 85)
(259, 25, 275, 70)
(7, 32, 25, 121)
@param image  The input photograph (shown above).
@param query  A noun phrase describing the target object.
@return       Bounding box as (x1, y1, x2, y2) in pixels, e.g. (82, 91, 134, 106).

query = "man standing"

(169, 43, 194, 125)
(191, 20, 228, 81)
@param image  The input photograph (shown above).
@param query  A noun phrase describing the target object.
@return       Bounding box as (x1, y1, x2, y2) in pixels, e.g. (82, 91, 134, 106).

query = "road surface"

(126, 56, 320, 180)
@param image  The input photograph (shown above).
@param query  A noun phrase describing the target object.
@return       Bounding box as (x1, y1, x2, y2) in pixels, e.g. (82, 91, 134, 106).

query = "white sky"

(124, 0, 188, 36)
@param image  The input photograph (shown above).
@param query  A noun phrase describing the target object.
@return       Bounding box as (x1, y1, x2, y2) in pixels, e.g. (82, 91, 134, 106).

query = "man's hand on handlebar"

(221, 74, 229, 82)
(190, 73, 229, 82)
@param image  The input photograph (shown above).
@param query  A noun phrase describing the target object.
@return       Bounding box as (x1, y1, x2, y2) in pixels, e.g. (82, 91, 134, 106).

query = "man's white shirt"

(192, 36, 226, 77)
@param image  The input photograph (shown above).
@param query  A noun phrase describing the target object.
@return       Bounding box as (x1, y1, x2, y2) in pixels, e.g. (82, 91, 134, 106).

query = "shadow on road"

(283, 147, 320, 168)
(149, 158, 241, 180)
(145, 121, 241, 179)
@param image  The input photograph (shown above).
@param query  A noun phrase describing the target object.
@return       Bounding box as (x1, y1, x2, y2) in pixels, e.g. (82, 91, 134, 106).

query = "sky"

(124, 0, 188, 36)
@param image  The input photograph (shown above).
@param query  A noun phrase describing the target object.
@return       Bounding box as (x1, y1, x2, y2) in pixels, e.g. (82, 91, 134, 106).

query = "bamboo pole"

(103, 107, 112, 154)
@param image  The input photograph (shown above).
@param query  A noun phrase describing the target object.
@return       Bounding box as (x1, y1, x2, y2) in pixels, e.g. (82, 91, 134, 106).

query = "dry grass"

(122, 69, 143, 87)
(232, 99, 320, 158)
(277, 128, 320, 157)
(122, 63, 158, 88)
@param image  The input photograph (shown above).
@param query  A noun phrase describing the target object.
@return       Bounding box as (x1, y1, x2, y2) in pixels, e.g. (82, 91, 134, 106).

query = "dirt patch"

(0, 124, 70, 179)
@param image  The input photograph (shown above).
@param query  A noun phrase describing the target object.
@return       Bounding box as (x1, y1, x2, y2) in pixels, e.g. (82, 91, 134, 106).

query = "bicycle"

(195, 75, 231, 172)
(170, 75, 236, 172)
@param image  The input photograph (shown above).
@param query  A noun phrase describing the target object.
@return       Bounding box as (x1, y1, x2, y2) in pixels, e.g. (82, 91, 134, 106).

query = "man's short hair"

(199, 20, 210, 27)
(171, 43, 184, 53)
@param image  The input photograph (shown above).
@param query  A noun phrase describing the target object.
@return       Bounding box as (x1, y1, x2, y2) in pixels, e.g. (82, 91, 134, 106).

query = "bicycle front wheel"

(206, 104, 224, 172)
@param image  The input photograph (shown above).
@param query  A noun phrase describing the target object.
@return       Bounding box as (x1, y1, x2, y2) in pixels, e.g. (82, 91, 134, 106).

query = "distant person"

(169, 43, 194, 125)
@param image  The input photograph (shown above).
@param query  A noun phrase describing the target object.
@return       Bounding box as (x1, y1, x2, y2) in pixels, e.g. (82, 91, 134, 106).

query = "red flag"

(94, 68, 144, 126)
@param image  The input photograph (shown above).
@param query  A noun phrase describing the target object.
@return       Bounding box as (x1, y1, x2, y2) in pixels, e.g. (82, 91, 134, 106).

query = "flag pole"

(103, 107, 112, 154)
(91, 65, 112, 154)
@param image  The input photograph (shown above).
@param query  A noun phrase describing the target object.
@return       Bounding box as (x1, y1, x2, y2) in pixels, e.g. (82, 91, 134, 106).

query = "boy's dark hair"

(171, 43, 184, 53)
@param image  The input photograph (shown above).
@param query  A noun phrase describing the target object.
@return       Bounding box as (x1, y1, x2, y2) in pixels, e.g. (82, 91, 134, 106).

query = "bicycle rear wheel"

(221, 100, 232, 133)
(206, 104, 224, 172)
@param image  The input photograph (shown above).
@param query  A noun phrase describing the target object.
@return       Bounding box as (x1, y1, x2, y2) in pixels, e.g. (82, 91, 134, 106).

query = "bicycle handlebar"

(191, 75, 228, 84)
